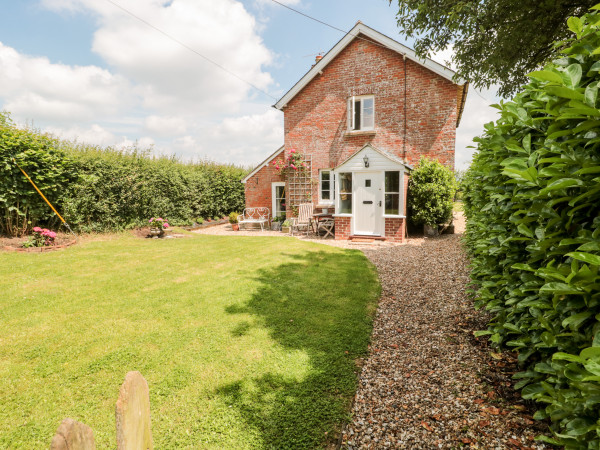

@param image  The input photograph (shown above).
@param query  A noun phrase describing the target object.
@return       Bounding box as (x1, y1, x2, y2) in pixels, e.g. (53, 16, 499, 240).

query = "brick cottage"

(243, 22, 467, 242)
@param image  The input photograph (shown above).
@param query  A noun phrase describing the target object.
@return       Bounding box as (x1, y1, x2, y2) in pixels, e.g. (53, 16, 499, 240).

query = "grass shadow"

(218, 248, 380, 448)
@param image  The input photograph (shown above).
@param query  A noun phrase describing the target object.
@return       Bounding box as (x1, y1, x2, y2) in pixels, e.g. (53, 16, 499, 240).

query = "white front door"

(354, 172, 383, 235)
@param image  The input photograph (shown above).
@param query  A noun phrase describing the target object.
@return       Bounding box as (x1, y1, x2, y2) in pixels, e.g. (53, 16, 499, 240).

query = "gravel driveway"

(343, 215, 550, 449)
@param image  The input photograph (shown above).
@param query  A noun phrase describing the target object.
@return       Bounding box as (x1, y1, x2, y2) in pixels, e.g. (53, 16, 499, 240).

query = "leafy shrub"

(463, 8, 600, 447)
(407, 157, 456, 226)
(0, 114, 248, 235)
(0, 114, 78, 236)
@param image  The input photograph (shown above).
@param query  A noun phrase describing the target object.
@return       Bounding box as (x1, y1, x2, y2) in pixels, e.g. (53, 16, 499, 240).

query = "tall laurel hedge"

(463, 8, 600, 448)
(0, 113, 247, 235)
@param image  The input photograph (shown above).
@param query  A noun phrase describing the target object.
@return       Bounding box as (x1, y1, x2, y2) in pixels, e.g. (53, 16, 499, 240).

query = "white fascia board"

(274, 22, 465, 110)
(334, 143, 410, 172)
(241, 145, 284, 184)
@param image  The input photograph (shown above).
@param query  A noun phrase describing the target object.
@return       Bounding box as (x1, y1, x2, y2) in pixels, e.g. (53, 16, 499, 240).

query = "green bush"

(407, 157, 456, 227)
(0, 114, 78, 236)
(0, 112, 248, 235)
(463, 8, 600, 448)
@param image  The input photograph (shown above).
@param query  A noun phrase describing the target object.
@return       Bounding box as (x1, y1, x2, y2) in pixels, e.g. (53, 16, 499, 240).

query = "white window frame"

(318, 169, 335, 205)
(348, 95, 375, 131)
(383, 171, 405, 218)
(335, 172, 353, 216)
(271, 182, 286, 219)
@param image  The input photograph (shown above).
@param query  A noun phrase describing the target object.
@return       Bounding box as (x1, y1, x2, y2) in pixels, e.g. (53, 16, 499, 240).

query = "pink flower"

(33, 227, 42, 232)
(149, 219, 153, 223)
(158, 217, 163, 221)
(290, 149, 296, 153)
(275, 165, 280, 170)
(163, 223, 169, 228)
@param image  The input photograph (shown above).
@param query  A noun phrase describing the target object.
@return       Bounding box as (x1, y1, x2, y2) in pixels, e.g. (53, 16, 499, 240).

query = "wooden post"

(50, 418, 95, 450)
(115, 371, 153, 450)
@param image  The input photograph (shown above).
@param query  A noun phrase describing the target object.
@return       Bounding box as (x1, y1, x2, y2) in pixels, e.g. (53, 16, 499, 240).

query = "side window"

(348, 95, 375, 131)
(319, 170, 335, 204)
(339, 172, 352, 214)
(384, 171, 400, 215)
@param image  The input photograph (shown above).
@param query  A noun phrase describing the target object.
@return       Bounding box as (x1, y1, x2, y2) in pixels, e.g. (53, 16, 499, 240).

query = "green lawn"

(0, 233, 379, 448)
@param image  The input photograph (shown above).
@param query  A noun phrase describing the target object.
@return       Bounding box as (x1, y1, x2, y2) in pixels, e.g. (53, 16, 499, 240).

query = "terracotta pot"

(232, 223, 239, 231)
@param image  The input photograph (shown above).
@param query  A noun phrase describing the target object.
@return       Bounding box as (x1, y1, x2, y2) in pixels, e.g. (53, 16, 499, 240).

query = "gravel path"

(343, 214, 550, 449)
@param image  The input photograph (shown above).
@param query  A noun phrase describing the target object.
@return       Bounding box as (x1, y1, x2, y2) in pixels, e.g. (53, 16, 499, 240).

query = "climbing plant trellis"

(286, 154, 312, 215)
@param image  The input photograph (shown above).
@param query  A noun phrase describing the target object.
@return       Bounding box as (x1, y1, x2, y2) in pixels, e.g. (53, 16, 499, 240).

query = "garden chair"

(317, 218, 335, 238)
(291, 203, 313, 236)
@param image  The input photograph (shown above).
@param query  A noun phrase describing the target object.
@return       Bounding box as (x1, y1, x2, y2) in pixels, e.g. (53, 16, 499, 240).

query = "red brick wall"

(244, 151, 285, 215)
(334, 216, 351, 240)
(385, 218, 406, 242)
(283, 34, 458, 192)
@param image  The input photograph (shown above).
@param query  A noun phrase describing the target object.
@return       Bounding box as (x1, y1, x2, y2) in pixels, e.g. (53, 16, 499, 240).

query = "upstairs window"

(348, 95, 374, 131)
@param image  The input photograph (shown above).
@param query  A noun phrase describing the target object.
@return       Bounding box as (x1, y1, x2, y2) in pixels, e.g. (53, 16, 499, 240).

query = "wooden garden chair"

(317, 218, 335, 238)
(290, 203, 313, 236)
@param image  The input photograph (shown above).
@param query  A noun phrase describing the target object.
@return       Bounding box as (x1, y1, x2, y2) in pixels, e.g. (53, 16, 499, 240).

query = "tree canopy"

(390, 0, 597, 97)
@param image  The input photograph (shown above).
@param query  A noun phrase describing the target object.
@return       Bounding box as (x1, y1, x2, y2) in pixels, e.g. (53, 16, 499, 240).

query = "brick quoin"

(245, 27, 463, 242)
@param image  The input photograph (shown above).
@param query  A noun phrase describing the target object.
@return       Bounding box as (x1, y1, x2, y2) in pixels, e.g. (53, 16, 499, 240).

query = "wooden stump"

(115, 371, 153, 450)
(50, 418, 95, 450)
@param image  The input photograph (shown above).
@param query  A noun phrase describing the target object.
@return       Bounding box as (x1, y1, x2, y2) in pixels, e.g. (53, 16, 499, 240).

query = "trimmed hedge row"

(463, 9, 600, 448)
(0, 113, 247, 235)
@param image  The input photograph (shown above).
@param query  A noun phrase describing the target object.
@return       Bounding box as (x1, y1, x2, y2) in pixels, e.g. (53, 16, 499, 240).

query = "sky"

(0, 0, 501, 170)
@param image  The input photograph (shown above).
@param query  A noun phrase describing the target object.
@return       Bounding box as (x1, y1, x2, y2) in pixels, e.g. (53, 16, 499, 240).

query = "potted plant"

(148, 217, 169, 237)
(281, 219, 292, 234)
(229, 212, 240, 231)
(271, 215, 283, 231)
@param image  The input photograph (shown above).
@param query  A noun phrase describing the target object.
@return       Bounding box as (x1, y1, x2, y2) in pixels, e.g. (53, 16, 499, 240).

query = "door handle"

(378, 201, 382, 207)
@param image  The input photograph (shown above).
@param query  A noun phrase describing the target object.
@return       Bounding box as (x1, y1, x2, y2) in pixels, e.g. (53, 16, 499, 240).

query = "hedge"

(463, 8, 600, 448)
(0, 113, 247, 235)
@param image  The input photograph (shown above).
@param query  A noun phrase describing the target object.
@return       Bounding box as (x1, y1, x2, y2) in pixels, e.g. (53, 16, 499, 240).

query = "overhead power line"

(269, 0, 407, 57)
(103, 0, 278, 101)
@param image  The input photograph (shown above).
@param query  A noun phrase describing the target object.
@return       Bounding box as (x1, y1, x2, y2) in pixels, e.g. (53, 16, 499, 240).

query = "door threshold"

(349, 235, 386, 241)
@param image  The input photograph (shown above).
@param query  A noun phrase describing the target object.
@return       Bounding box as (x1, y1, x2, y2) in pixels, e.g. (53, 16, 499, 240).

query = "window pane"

(275, 186, 286, 217)
(339, 173, 352, 213)
(354, 100, 361, 130)
(322, 190, 330, 200)
(385, 193, 399, 215)
(321, 171, 330, 181)
(340, 173, 352, 193)
(340, 194, 352, 213)
(362, 97, 374, 129)
(322, 180, 330, 190)
(385, 171, 400, 192)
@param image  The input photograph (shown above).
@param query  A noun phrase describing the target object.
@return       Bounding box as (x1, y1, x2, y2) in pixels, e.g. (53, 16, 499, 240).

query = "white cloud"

(455, 87, 500, 171)
(144, 115, 187, 136)
(431, 45, 457, 71)
(44, 124, 117, 146)
(0, 42, 132, 123)
(43, 0, 274, 115)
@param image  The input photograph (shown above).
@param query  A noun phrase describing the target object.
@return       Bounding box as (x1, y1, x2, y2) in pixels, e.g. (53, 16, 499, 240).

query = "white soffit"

(335, 144, 411, 172)
(274, 22, 465, 110)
